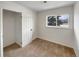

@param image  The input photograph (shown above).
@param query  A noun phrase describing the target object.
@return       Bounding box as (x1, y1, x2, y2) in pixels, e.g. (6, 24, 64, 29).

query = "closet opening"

(3, 9, 22, 56)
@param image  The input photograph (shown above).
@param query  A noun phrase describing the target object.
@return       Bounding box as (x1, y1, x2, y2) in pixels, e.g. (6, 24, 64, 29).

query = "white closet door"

(22, 16, 33, 47)
(27, 16, 33, 42)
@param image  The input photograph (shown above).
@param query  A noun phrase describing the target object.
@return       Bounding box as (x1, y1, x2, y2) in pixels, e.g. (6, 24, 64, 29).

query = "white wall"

(15, 13, 22, 46)
(0, 1, 37, 56)
(37, 5, 74, 48)
(74, 2, 79, 56)
(0, 8, 1, 57)
(3, 10, 16, 47)
(3, 10, 22, 47)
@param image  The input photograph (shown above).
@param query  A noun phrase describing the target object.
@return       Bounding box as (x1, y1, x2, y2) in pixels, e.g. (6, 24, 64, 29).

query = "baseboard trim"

(15, 41, 22, 47)
(22, 38, 37, 47)
(73, 48, 79, 57)
(37, 37, 73, 48)
(3, 42, 15, 48)
(3, 41, 15, 48)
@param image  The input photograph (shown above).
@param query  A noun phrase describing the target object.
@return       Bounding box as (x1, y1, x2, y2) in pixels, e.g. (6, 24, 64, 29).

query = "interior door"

(27, 16, 33, 41)
(22, 16, 33, 47)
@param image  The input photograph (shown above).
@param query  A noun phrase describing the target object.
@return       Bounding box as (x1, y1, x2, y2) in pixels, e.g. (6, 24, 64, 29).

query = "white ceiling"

(15, 1, 75, 12)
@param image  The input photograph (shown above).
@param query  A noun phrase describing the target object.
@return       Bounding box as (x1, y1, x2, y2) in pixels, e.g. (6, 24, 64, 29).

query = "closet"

(3, 9, 22, 47)
(0, 8, 33, 56)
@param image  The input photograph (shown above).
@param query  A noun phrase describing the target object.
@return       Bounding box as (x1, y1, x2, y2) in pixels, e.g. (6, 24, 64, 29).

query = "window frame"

(46, 14, 70, 29)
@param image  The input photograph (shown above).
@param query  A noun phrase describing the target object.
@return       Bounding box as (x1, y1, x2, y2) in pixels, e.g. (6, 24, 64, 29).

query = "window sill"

(46, 26, 71, 30)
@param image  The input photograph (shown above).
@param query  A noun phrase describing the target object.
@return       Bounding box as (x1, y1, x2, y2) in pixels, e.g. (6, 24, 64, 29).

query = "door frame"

(1, 8, 22, 57)
(1, 8, 3, 57)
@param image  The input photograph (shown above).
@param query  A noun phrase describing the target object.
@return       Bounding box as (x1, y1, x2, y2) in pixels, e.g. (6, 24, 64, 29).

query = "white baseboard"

(22, 40, 32, 48)
(15, 41, 22, 47)
(3, 41, 15, 48)
(22, 37, 37, 48)
(37, 37, 73, 48)
(74, 48, 79, 57)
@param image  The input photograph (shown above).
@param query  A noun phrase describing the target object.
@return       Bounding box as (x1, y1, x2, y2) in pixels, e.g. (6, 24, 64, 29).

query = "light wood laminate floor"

(4, 38, 76, 57)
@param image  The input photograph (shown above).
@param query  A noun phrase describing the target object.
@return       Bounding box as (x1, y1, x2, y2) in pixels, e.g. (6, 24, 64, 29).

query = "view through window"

(46, 15, 69, 28)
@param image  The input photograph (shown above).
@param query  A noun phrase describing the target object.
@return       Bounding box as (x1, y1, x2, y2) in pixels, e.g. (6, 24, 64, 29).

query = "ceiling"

(15, 1, 75, 12)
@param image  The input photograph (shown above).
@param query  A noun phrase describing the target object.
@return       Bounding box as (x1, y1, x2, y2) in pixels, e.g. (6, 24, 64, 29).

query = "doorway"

(3, 9, 22, 56)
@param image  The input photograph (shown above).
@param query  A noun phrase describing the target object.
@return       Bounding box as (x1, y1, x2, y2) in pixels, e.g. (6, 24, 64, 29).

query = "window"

(46, 15, 69, 28)
(47, 16, 56, 26)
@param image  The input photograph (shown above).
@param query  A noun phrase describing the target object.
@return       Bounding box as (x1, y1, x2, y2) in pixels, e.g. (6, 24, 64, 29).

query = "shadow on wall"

(74, 31, 79, 56)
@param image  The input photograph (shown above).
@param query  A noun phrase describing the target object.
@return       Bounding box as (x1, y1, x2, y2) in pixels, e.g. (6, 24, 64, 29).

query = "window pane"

(47, 16, 56, 26)
(57, 15, 69, 27)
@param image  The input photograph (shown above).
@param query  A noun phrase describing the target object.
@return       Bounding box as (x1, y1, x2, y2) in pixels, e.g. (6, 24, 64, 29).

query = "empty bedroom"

(0, 1, 79, 57)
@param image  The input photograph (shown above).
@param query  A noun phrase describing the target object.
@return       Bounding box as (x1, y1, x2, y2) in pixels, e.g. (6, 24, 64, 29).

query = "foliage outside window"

(46, 15, 69, 28)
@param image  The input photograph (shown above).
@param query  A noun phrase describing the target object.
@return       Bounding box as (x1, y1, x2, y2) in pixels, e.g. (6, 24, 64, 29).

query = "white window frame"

(46, 14, 69, 29)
